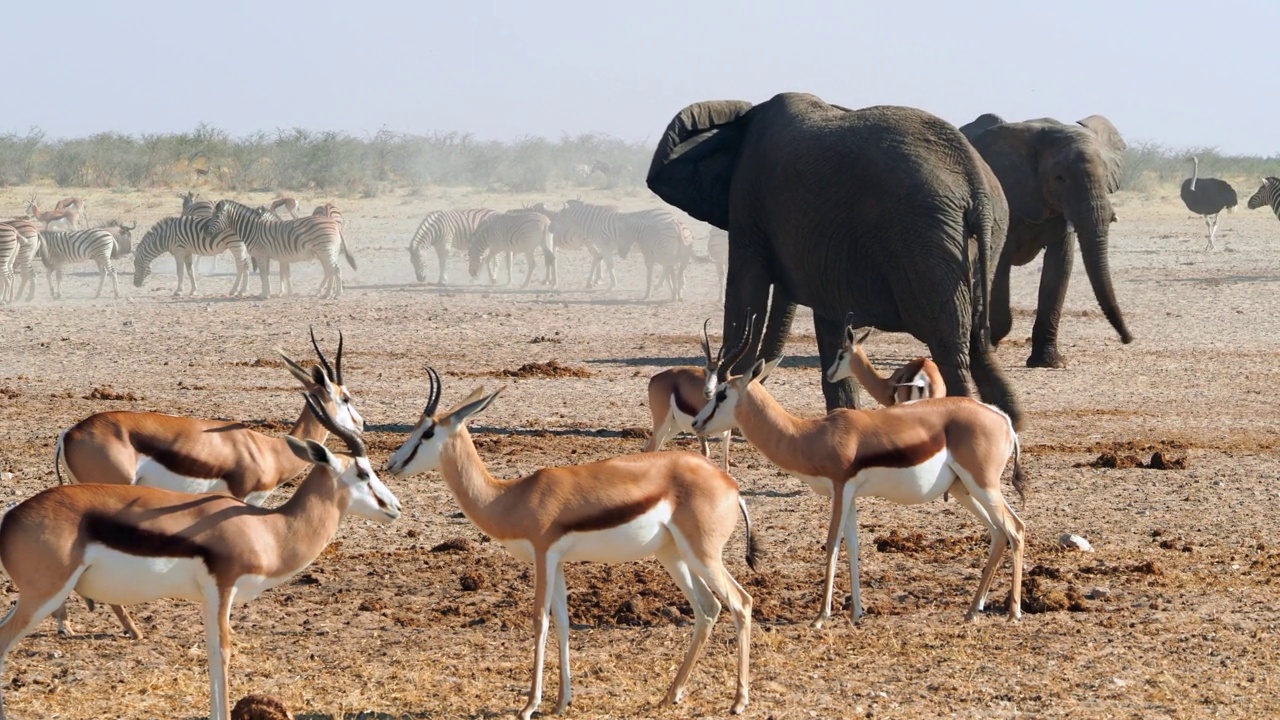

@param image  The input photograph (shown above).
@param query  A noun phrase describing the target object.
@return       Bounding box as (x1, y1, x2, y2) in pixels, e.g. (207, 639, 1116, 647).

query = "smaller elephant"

(960, 113, 1132, 369)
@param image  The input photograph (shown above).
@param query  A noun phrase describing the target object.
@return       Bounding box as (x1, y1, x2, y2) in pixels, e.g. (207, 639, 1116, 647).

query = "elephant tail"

(966, 190, 995, 350)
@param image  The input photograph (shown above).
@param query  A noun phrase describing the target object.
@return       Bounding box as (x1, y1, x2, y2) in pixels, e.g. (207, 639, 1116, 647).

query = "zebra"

(1247, 177, 1280, 220)
(613, 209, 693, 301)
(310, 203, 357, 272)
(707, 227, 729, 295)
(36, 228, 120, 299)
(180, 191, 215, 218)
(407, 208, 497, 284)
(2, 219, 42, 302)
(206, 199, 352, 299)
(0, 223, 17, 303)
(133, 216, 251, 296)
(467, 210, 555, 289)
(548, 200, 623, 288)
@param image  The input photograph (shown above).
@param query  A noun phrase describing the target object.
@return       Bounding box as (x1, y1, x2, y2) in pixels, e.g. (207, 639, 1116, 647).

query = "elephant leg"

(968, 321, 1023, 431)
(1028, 232, 1074, 368)
(990, 246, 1014, 348)
(815, 313, 859, 410)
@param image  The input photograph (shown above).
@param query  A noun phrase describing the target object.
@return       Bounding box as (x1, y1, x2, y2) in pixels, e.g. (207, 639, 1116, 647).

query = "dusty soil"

(0, 184, 1278, 719)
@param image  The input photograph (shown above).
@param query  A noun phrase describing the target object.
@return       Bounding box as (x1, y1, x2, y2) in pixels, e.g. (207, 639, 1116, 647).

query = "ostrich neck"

(1191, 157, 1199, 191)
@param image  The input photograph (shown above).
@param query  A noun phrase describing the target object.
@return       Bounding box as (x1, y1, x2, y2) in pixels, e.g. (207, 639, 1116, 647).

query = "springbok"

(693, 349, 1026, 628)
(269, 195, 299, 220)
(0, 393, 400, 720)
(53, 329, 361, 638)
(643, 319, 732, 469)
(386, 368, 757, 719)
(825, 326, 946, 407)
(25, 199, 77, 232)
(53, 197, 88, 228)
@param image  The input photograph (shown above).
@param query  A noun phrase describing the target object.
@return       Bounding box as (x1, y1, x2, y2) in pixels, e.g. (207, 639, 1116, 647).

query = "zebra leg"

(108, 260, 119, 299)
(521, 250, 535, 289)
(187, 255, 199, 296)
(642, 259, 655, 301)
(435, 242, 449, 285)
(331, 260, 343, 299)
(256, 257, 272, 299)
(280, 262, 293, 296)
(504, 251, 514, 287)
(94, 260, 107, 298)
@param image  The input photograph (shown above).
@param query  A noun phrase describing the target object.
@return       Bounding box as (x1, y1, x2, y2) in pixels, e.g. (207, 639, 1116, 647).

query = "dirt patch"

(529, 334, 563, 344)
(875, 530, 927, 553)
(1085, 450, 1189, 470)
(232, 358, 292, 369)
(459, 571, 485, 591)
(499, 360, 594, 379)
(430, 537, 475, 553)
(231, 694, 292, 720)
(0, 387, 20, 399)
(84, 386, 141, 401)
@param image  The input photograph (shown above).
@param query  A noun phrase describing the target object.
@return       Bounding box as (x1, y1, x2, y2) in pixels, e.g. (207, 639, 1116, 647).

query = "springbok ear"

(747, 358, 768, 382)
(853, 327, 872, 346)
(278, 349, 314, 385)
(286, 436, 339, 470)
(758, 356, 784, 383)
(447, 386, 505, 426)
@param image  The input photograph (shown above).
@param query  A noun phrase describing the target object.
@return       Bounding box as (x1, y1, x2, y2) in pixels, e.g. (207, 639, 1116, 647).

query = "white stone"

(1060, 533, 1095, 552)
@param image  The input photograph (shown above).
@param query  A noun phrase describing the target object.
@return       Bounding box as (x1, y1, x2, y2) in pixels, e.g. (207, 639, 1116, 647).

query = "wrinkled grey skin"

(647, 92, 1021, 428)
(959, 113, 1132, 369)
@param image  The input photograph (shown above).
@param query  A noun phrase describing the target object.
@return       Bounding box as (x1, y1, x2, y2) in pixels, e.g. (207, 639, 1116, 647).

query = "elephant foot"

(1026, 347, 1067, 369)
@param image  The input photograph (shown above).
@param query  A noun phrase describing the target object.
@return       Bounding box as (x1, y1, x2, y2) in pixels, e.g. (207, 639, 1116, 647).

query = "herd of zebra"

(408, 201, 728, 300)
(1, 194, 731, 303)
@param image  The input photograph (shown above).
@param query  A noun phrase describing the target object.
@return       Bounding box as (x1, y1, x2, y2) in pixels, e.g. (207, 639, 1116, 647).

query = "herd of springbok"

(0, 317, 1025, 719)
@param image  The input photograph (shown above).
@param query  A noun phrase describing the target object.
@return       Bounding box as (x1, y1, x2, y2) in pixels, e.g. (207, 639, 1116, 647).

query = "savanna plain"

(0, 182, 1277, 720)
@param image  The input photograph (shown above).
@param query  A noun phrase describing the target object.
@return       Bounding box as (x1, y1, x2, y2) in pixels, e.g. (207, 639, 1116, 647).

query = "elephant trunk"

(1072, 200, 1133, 344)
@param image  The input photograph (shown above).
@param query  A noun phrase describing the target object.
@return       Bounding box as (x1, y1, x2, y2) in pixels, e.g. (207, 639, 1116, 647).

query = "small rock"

(0, 472, 13, 482)
(1060, 533, 1095, 552)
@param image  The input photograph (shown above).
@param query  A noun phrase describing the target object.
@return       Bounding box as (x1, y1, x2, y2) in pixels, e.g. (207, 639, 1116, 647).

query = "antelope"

(98, 219, 137, 257)
(52, 329, 360, 638)
(53, 197, 88, 227)
(643, 319, 732, 469)
(825, 326, 946, 407)
(25, 198, 77, 232)
(0, 393, 400, 720)
(269, 195, 299, 220)
(692, 346, 1026, 628)
(385, 368, 757, 719)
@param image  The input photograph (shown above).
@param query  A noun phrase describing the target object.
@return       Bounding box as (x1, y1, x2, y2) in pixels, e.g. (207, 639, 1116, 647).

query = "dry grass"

(0, 185, 1278, 718)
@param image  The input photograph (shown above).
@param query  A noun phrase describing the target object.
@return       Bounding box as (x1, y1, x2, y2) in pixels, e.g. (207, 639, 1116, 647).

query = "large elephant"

(959, 114, 1132, 368)
(646, 92, 1022, 428)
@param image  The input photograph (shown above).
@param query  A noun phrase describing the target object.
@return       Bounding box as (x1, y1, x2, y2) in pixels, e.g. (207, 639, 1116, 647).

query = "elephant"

(959, 113, 1132, 369)
(646, 92, 1022, 428)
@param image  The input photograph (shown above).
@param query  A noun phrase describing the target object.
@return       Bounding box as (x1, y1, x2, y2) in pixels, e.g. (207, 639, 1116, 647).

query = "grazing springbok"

(53, 330, 361, 638)
(825, 326, 946, 407)
(0, 393, 400, 720)
(643, 319, 732, 469)
(385, 368, 757, 719)
(269, 195, 300, 220)
(53, 197, 88, 228)
(693, 346, 1026, 628)
(25, 199, 77, 232)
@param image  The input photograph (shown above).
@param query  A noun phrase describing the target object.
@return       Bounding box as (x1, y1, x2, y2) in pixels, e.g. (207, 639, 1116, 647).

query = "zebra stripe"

(1247, 177, 1280, 219)
(610, 209, 692, 301)
(407, 208, 497, 284)
(1, 219, 41, 302)
(0, 224, 17, 303)
(311, 203, 357, 271)
(207, 200, 349, 299)
(181, 192, 215, 218)
(37, 228, 119, 299)
(548, 200, 621, 287)
(468, 210, 556, 289)
(134, 216, 250, 296)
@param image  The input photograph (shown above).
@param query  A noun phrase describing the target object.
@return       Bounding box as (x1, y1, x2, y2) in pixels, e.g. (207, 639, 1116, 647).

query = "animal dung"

(1060, 534, 1095, 552)
(231, 693, 293, 720)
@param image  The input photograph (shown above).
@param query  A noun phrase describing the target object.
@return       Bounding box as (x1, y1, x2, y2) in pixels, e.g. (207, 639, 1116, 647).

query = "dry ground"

(0, 183, 1277, 719)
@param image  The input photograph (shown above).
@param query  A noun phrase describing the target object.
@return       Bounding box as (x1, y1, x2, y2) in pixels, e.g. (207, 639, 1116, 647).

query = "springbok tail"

(1010, 432, 1026, 504)
(738, 494, 761, 571)
(54, 429, 72, 485)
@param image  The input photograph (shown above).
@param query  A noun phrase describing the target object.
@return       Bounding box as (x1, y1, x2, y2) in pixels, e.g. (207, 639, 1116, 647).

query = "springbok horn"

(310, 326, 336, 382)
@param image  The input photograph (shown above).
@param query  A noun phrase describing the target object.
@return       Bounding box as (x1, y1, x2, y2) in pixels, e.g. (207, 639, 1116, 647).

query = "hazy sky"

(13, 0, 1278, 154)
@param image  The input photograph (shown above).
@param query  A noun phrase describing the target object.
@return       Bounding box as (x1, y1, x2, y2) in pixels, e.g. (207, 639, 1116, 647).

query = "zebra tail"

(110, 236, 120, 261)
(341, 234, 357, 270)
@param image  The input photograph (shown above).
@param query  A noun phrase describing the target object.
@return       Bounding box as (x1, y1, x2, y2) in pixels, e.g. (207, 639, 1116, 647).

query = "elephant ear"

(969, 123, 1050, 224)
(1077, 115, 1126, 193)
(646, 100, 753, 230)
(958, 113, 1006, 143)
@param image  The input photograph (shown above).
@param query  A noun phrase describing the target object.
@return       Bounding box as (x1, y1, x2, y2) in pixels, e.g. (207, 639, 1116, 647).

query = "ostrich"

(1181, 156, 1238, 250)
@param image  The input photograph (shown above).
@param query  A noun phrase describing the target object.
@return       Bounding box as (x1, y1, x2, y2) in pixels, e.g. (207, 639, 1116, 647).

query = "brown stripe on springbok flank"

(561, 489, 669, 534)
(851, 434, 947, 475)
(672, 387, 703, 418)
(131, 432, 230, 480)
(83, 513, 215, 565)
